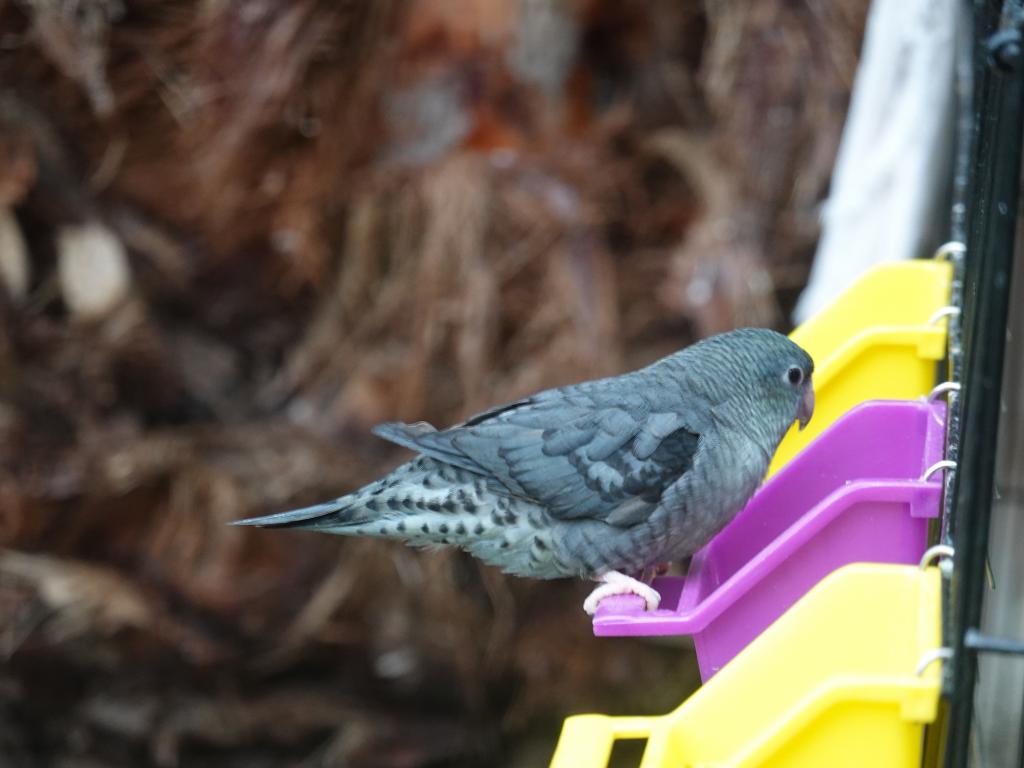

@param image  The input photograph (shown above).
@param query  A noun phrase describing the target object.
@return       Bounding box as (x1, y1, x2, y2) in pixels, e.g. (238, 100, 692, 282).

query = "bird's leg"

(583, 571, 661, 615)
(639, 562, 671, 583)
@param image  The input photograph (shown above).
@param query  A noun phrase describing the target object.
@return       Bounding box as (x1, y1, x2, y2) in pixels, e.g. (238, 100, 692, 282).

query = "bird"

(233, 328, 815, 615)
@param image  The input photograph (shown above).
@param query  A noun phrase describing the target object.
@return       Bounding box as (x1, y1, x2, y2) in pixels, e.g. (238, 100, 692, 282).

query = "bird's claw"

(641, 562, 671, 582)
(583, 571, 661, 615)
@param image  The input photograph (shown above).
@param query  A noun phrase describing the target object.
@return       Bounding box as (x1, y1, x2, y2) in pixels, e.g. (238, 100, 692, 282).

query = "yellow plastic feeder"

(550, 564, 942, 768)
(769, 260, 952, 475)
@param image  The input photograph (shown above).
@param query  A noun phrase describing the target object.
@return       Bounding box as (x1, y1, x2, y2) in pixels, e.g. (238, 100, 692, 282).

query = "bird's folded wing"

(373, 391, 703, 526)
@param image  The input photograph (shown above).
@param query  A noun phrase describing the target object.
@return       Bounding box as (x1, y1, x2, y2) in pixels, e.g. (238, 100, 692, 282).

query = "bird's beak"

(797, 381, 815, 431)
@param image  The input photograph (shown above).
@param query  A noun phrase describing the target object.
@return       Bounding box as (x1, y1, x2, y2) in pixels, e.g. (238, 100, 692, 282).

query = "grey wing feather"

(231, 501, 345, 527)
(372, 421, 492, 476)
(371, 379, 706, 527)
(371, 421, 437, 451)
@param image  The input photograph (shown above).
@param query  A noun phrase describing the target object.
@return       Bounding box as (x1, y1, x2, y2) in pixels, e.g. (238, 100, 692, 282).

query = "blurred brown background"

(0, 2, 868, 766)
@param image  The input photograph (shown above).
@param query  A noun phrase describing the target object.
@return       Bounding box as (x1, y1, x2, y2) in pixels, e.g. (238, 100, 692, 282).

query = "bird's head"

(685, 328, 815, 434)
(754, 329, 815, 431)
(783, 356, 815, 430)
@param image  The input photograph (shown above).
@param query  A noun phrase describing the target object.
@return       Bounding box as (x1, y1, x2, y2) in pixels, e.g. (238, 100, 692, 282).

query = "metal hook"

(934, 241, 967, 261)
(916, 647, 954, 676)
(927, 382, 961, 401)
(922, 459, 957, 481)
(929, 306, 962, 325)
(920, 544, 955, 569)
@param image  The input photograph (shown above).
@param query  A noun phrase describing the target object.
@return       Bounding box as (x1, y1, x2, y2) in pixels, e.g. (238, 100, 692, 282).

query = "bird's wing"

(372, 384, 706, 526)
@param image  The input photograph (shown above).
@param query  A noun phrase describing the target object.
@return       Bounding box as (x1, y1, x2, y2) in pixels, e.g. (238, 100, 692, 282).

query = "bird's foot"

(640, 562, 671, 583)
(583, 571, 661, 615)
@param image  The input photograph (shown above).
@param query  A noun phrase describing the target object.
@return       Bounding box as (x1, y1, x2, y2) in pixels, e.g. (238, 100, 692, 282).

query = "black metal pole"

(942, 1, 1024, 764)
(1018, 675, 1024, 768)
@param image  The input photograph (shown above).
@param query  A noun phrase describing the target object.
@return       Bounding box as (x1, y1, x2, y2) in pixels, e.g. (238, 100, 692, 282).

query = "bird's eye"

(785, 366, 803, 386)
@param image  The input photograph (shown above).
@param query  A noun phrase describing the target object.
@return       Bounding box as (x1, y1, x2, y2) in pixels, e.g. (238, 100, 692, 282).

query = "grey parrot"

(233, 328, 814, 614)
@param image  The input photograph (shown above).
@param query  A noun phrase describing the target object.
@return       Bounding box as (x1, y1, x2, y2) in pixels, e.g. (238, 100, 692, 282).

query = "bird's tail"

(230, 458, 570, 578)
(229, 458, 429, 532)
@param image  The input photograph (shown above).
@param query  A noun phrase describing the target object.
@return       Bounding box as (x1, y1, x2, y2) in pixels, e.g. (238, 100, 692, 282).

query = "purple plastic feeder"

(592, 399, 947, 681)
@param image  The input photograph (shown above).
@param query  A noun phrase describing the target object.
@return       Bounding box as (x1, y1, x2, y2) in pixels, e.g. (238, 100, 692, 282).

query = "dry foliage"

(0, 1, 867, 765)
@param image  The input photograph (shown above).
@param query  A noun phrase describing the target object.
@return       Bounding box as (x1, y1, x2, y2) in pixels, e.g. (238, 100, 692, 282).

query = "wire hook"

(916, 647, 954, 676)
(920, 544, 955, 569)
(929, 306, 962, 325)
(934, 241, 966, 261)
(922, 460, 957, 482)
(927, 382, 961, 401)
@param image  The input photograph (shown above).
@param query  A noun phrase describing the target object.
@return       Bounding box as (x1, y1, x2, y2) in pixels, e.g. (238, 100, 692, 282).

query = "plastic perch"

(592, 399, 946, 680)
